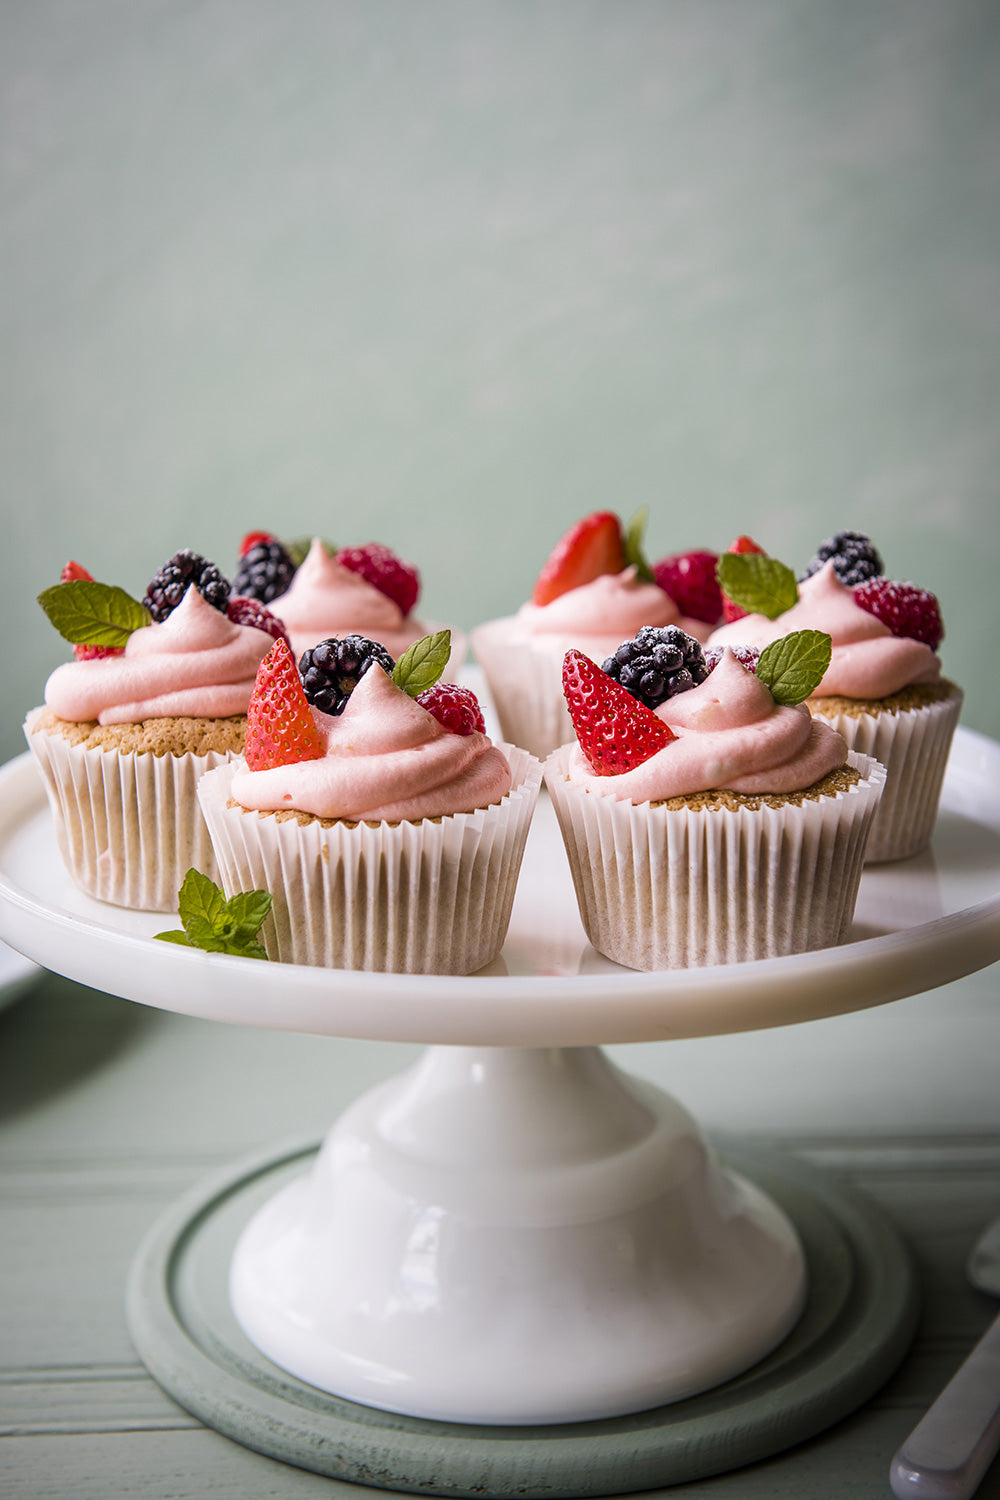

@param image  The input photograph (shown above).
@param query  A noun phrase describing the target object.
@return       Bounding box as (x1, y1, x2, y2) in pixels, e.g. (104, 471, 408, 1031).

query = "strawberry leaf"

(37, 580, 150, 646)
(392, 630, 452, 697)
(755, 630, 832, 705)
(623, 507, 655, 583)
(716, 554, 798, 620)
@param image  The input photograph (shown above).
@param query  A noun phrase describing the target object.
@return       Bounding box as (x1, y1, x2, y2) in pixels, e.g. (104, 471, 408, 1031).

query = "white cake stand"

(0, 728, 998, 1494)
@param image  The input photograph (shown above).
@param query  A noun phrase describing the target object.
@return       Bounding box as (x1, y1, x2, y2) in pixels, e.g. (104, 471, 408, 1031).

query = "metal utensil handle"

(890, 1311, 1000, 1500)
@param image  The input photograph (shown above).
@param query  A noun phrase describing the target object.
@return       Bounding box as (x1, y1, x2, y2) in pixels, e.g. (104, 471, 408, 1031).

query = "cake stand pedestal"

(1, 728, 999, 1493)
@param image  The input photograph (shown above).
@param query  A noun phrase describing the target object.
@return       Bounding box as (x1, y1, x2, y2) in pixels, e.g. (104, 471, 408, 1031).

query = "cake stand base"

(127, 1134, 918, 1496)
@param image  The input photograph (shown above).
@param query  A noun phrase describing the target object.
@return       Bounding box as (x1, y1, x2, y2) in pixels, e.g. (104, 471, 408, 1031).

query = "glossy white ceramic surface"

(230, 1045, 806, 1424)
(0, 728, 998, 1045)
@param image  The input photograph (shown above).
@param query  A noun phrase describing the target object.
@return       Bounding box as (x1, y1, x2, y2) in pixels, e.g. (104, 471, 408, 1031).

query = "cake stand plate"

(127, 1137, 917, 1498)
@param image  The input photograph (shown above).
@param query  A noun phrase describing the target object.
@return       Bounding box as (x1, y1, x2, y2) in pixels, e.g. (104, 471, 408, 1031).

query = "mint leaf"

(716, 554, 798, 620)
(392, 630, 452, 696)
(155, 868, 272, 959)
(37, 580, 150, 646)
(756, 630, 832, 705)
(623, 507, 655, 583)
(286, 536, 335, 567)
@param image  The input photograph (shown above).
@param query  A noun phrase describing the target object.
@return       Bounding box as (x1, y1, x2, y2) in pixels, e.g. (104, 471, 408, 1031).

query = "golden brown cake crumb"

(33, 707, 246, 757)
(646, 763, 862, 812)
(809, 679, 957, 720)
(225, 797, 444, 829)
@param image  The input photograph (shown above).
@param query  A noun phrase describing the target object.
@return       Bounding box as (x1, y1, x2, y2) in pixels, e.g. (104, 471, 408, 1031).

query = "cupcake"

(197, 631, 542, 974)
(472, 510, 721, 760)
(232, 531, 465, 675)
(709, 530, 962, 861)
(26, 551, 278, 910)
(544, 628, 886, 971)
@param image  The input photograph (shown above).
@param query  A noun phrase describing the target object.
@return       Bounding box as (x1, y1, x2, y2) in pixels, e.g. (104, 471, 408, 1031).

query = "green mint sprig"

(716, 553, 798, 620)
(755, 630, 832, 705)
(155, 868, 272, 959)
(623, 507, 655, 583)
(37, 580, 150, 647)
(391, 630, 452, 696)
(286, 537, 336, 567)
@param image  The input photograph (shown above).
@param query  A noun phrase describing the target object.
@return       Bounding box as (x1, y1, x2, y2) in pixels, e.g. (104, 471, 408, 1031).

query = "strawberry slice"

(244, 638, 325, 772)
(721, 535, 766, 623)
(532, 512, 626, 607)
(562, 649, 675, 776)
(61, 560, 94, 582)
(239, 530, 275, 558)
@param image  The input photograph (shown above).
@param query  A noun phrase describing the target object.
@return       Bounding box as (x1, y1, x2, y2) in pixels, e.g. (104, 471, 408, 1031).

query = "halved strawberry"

(61, 560, 94, 582)
(532, 512, 626, 607)
(337, 543, 420, 617)
(562, 649, 675, 776)
(244, 638, 325, 772)
(652, 549, 722, 624)
(239, 530, 275, 558)
(854, 578, 943, 651)
(721, 535, 766, 623)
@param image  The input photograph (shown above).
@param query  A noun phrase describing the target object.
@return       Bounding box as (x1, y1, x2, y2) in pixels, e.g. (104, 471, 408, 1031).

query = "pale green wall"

(3, 0, 998, 763)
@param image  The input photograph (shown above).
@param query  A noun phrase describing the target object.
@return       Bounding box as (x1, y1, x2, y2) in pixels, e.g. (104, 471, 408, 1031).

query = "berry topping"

(704, 644, 760, 674)
(652, 549, 722, 624)
(417, 682, 487, 736)
(73, 642, 125, 661)
(143, 550, 231, 622)
(226, 595, 292, 651)
(801, 530, 883, 587)
(563, 649, 676, 776)
(721, 536, 766, 623)
(232, 537, 297, 605)
(336, 542, 420, 617)
(601, 625, 709, 710)
(853, 578, 943, 651)
(299, 635, 395, 717)
(239, 530, 275, 558)
(244, 638, 325, 772)
(61, 560, 94, 583)
(532, 511, 626, 607)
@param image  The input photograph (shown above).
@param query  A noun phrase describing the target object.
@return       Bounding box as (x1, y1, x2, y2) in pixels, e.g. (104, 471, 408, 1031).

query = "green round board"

(127, 1140, 919, 1496)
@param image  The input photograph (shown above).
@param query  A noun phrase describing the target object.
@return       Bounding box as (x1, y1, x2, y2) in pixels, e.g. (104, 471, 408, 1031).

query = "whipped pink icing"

(566, 650, 846, 801)
(514, 567, 713, 652)
(231, 666, 512, 821)
(43, 587, 273, 724)
(270, 539, 427, 660)
(709, 562, 941, 698)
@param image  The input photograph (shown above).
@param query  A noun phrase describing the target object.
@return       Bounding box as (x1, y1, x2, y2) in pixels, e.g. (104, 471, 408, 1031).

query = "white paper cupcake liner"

(809, 684, 962, 862)
(471, 619, 580, 760)
(24, 708, 234, 910)
(196, 745, 543, 974)
(544, 748, 886, 971)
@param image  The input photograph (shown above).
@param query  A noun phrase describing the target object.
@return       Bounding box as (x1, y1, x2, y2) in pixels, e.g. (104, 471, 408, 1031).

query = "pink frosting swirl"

(566, 650, 847, 800)
(43, 587, 273, 724)
(230, 665, 512, 821)
(514, 567, 714, 652)
(709, 562, 941, 698)
(270, 539, 429, 661)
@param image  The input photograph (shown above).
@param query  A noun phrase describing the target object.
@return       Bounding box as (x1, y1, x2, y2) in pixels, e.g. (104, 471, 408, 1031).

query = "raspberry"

(562, 649, 675, 776)
(417, 683, 486, 736)
(299, 635, 395, 717)
(143, 550, 231, 622)
(652, 549, 722, 624)
(532, 512, 625, 607)
(232, 538, 297, 605)
(721, 535, 766, 624)
(226, 596, 292, 651)
(244, 639, 325, 772)
(854, 578, 943, 650)
(61, 560, 94, 582)
(801, 530, 883, 587)
(601, 626, 709, 710)
(704, 644, 760, 675)
(336, 543, 420, 617)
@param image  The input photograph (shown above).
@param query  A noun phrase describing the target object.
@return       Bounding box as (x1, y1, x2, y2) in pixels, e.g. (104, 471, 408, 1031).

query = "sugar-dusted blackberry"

(143, 550, 231, 622)
(601, 625, 709, 710)
(232, 537, 297, 604)
(800, 530, 883, 587)
(299, 635, 395, 716)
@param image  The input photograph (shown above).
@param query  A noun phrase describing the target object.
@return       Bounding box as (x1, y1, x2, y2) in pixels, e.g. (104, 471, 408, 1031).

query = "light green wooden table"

(2, 966, 998, 1498)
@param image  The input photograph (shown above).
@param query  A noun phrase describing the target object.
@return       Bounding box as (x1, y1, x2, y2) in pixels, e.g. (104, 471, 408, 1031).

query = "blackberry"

(143, 550, 231, 622)
(601, 626, 709, 710)
(800, 530, 883, 587)
(299, 635, 395, 716)
(232, 538, 297, 604)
